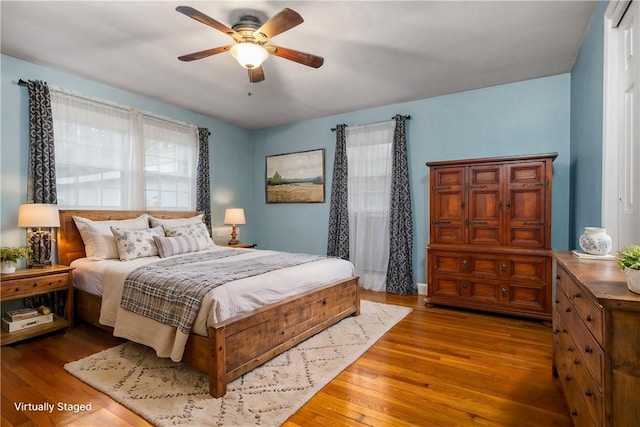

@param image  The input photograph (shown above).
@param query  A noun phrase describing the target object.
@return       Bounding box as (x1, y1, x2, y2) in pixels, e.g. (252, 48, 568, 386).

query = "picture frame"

(266, 149, 325, 203)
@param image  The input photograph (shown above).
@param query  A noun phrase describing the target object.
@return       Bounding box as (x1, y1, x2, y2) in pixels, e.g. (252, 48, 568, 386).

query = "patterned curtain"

(327, 124, 349, 259)
(26, 80, 57, 204)
(386, 115, 416, 295)
(196, 128, 211, 229)
(24, 80, 65, 315)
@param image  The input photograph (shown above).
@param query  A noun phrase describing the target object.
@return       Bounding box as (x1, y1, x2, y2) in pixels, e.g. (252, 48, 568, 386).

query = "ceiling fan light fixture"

(230, 43, 269, 69)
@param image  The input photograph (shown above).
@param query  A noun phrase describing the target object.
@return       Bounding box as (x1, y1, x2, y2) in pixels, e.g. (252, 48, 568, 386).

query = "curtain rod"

(331, 115, 411, 131)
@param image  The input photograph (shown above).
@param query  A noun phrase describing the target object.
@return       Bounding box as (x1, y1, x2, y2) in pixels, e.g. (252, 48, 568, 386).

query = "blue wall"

(570, 1, 607, 248)
(0, 54, 254, 248)
(253, 74, 572, 283)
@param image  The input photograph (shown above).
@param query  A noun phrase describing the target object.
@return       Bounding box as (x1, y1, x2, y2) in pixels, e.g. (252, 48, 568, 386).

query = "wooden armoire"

(425, 153, 557, 320)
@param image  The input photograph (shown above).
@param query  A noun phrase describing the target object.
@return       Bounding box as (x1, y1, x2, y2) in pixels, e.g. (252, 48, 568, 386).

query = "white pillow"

(149, 213, 204, 228)
(153, 235, 201, 258)
(110, 225, 164, 261)
(73, 214, 149, 260)
(163, 222, 215, 250)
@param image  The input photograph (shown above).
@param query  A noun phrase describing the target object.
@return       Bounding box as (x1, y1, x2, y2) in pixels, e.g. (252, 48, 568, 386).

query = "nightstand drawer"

(1, 272, 69, 299)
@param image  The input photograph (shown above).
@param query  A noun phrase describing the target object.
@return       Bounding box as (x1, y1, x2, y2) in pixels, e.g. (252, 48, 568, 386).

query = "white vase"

(1, 260, 17, 274)
(625, 269, 640, 294)
(579, 227, 613, 255)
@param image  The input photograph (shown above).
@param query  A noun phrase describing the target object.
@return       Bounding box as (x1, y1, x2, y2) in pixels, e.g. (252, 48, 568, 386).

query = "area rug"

(65, 300, 411, 426)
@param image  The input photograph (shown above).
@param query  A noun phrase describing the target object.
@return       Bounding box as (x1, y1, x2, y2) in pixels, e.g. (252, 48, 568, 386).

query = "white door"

(618, 1, 640, 248)
(604, 0, 640, 250)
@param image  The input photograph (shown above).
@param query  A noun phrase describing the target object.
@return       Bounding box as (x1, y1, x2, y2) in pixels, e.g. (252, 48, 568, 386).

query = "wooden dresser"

(554, 252, 640, 427)
(426, 153, 557, 320)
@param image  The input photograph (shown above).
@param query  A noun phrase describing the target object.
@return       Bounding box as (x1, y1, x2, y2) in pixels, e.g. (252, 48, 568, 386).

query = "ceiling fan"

(176, 6, 324, 83)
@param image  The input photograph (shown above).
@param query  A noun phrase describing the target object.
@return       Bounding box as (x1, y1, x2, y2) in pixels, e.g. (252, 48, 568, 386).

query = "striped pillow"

(153, 235, 201, 258)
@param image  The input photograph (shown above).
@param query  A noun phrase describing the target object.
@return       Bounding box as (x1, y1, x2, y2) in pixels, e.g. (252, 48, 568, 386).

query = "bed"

(57, 209, 360, 397)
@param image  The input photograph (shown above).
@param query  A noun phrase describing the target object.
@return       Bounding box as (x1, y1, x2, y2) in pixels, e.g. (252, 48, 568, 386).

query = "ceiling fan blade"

(248, 66, 265, 83)
(176, 6, 241, 40)
(254, 8, 303, 40)
(178, 45, 232, 62)
(266, 45, 324, 68)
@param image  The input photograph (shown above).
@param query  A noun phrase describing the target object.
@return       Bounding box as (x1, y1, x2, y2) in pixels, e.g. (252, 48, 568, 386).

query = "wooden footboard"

(60, 209, 360, 398)
(75, 278, 359, 397)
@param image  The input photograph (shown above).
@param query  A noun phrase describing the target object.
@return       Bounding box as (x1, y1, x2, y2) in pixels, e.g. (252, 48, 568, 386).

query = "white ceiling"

(1, 1, 596, 130)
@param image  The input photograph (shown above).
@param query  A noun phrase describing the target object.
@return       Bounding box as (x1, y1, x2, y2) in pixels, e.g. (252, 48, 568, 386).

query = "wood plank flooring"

(1, 291, 571, 426)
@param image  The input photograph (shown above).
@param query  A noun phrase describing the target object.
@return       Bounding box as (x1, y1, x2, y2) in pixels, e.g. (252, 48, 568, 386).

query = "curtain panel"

(26, 80, 57, 204)
(24, 80, 64, 315)
(327, 124, 349, 259)
(196, 128, 212, 229)
(386, 115, 416, 295)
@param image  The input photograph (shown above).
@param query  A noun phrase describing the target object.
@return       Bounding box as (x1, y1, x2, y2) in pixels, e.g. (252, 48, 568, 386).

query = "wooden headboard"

(57, 210, 202, 266)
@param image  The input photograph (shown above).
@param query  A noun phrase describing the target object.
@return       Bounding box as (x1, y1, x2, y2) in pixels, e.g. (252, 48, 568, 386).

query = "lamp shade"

(230, 43, 269, 69)
(18, 204, 60, 228)
(224, 208, 246, 225)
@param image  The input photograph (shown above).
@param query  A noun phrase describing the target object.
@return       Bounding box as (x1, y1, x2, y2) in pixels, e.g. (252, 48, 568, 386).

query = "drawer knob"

(584, 345, 593, 354)
(15, 287, 20, 292)
(567, 345, 574, 352)
(573, 292, 581, 298)
(434, 265, 438, 270)
(573, 358, 580, 365)
(555, 299, 559, 303)
(462, 283, 468, 289)
(554, 328, 560, 334)
(462, 259, 469, 269)
(565, 307, 572, 313)
(501, 288, 507, 297)
(33, 283, 39, 287)
(586, 315, 593, 322)
(500, 263, 507, 273)
(571, 409, 578, 416)
(585, 388, 593, 397)
(565, 374, 573, 381)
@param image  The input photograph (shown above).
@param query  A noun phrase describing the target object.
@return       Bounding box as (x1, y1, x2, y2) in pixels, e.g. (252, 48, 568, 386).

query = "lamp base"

(29, 260, 52, 269)
(27, 229, 53, 269)
(228, 225, 239, 246)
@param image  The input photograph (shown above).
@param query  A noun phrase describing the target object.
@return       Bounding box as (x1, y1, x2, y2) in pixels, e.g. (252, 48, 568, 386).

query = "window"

(51, 90, 198, 210)
(346, 121, 395, 291)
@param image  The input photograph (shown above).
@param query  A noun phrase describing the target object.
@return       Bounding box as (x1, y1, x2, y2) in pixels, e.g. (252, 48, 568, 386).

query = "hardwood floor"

(1, 290, 571, 426)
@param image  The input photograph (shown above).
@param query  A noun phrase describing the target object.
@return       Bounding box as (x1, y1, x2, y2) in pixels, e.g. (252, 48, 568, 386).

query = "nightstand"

(226, 243, 256, 248)
(1, 265, 74, 345)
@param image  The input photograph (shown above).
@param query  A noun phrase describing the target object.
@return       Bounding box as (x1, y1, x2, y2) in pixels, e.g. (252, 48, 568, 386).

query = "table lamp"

(224, 208, 246, 245)
(18, 203, 60, 267)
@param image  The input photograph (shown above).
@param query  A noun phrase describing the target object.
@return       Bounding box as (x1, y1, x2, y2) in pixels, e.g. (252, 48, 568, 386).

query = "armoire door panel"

(467, 165, 502, 245)
(431, 166, 466, 245)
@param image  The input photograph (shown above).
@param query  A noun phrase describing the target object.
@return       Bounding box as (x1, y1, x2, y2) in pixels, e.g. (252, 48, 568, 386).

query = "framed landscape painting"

(266, 149, 325, 203)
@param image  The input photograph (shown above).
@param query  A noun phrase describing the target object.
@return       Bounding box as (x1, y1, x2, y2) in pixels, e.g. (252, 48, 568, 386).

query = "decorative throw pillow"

(110, 225, 164, 261)
(73, 214, 149, 260)
(163, 222, 215, 250)
(149, 213, 204, 228)
(153, 235, 201, 258)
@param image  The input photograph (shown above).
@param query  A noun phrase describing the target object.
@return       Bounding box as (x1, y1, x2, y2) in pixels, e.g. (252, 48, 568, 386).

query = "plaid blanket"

(120, 249, 324, 334)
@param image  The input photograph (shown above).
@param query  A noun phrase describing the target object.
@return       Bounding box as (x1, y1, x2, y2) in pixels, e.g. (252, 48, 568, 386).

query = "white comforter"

(71, 246, 355, 361)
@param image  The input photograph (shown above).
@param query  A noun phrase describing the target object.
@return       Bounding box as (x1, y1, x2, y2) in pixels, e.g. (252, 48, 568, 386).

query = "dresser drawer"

(1, 272, 69, 299)
(568, 349, 604, 426)
(563, 275, 603, 345)
(555, 349, 598, 427)
(556, 287, 605, 389)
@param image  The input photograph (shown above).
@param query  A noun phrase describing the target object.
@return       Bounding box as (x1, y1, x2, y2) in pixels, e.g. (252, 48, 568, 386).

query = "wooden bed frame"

(57, 210, 360, 397)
